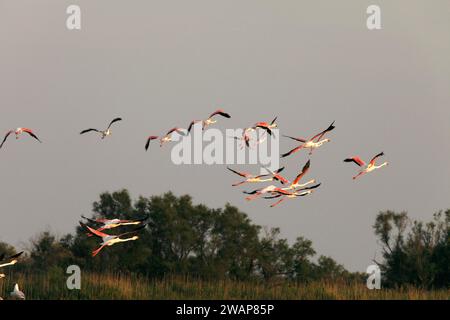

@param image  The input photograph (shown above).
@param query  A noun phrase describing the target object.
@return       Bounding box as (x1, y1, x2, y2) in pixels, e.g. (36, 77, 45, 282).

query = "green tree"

(373, 210, 449, 288)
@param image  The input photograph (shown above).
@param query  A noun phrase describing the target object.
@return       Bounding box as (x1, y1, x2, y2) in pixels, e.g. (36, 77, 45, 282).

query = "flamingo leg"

(232, 181, 247, 187)
(270, 197, 286, 208)
(353, 171, 366, 180)
(92, 244, 107, 257)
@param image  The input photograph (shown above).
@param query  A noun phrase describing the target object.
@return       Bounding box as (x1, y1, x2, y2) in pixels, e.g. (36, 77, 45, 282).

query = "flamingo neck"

(375, 162, 388, 169)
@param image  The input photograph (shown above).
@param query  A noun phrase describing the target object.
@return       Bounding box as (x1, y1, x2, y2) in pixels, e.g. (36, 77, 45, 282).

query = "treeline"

(1, 190, 449, 288)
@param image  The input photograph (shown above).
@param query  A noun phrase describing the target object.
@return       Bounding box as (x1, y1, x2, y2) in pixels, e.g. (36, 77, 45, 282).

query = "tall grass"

(0, 272, 448, 300)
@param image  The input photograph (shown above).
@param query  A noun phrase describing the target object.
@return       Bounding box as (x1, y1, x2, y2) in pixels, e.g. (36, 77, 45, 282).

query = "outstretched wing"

(255, 124, 272, 136)
(22, 129, 42, 143)
(292, 160, 311, 185)
(369, 152, 384, 166)
(242, 188, 261, 195)
(7, 251, 24, 261)
(283, 135, 307, 143)
(209, 109, 231, 119)
(166, 127, 186, 137)
(296, 183, 321, 192)
(0, 131, 13, 149)
(344, 157, 366, 167)
(107, 117, 122, 129)
(263, 194, 283, 199)
(227, 167, 251, 178)
(79, 222, 109, 238)
(118, 224, 147, 238)
(310, 121, 335, 142)
(145, 136, 159, 151)
(130, 214, 150, 223)
(81, 215, 102, 225)
(80, 128, 100, 135)
(281, 145, 304, 158)
(270, 116, 278, 125)
(187, 120, 201, 133)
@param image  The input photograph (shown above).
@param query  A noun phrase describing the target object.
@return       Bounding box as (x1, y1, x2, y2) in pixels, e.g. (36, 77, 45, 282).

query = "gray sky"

(1, 0, 449, 271)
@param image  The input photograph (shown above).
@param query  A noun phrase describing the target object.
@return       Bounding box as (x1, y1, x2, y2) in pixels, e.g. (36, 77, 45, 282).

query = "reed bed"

(0, 272, 448, 300)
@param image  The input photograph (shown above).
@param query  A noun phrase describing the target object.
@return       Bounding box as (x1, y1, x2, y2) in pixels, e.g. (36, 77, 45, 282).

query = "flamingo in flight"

(264, 183, 322, 207)
(202, 109, 231, 130)
(269, 160, 317, 191)
(80, 117, 122, 139)
(282, 121, 335, 157)
(145, 127, 186, 150)
(232, 116, 277, 149)
(230, 130, 252, 149)
(243, 185, 288, 201)
(229, 127, 262, 150)
(0, 252, 24, 269)
(253, 116, 278, 136)
(227, 166, 286, 187)
(80, 222, 147, 257)
(344, 152, 388, 180)
(0, 128, 42, 149)
(81, 214, 149, 233)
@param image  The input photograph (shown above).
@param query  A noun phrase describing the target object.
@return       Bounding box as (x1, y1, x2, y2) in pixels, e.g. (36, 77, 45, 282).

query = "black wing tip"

(271, 116, 278, 124)
(275, 166, 285, 173)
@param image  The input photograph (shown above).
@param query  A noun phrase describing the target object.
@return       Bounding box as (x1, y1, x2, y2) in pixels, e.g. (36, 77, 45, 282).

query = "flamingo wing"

(281, 145, 304, 158)
(296, 183, 321, 192)
(227, 167, 251, 178)
(272, 173, 289, 185)
(0, 251, 23, 263)
(0, 131, 13, 149)
(107, 117, 122, 129)
(292, 160, 311, 185)
(145, 136, 159, 151)
(22, 128, 41, 143)
(271, 188, 293, 196)
(270, 116, 278, 125)
(283, 135, 307, 143)
(166, 127, 186, 136)
(80, 128, 100, 135)
(209, 109, 231, 119)
(118, 224, 147, 238)
(344, 157, 366, 167)
(310, 121, 335, 142)
(369, 152, 385, 166)
(242, 188, 263, 195)
(81, 215, 102, 225)
(263, 194, 283, 199)
(131, 214, 150, 223)
(255, 124, 272, 136)
(187, 120, 201, 133)
(79, 222, 110, 238)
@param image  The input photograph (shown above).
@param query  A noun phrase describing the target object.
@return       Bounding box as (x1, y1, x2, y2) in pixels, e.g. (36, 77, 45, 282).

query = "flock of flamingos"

(0, 109, 388, 299)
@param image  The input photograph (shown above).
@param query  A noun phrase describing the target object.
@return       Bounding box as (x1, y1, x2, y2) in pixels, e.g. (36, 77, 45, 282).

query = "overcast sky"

(1, 0, 449, 271)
